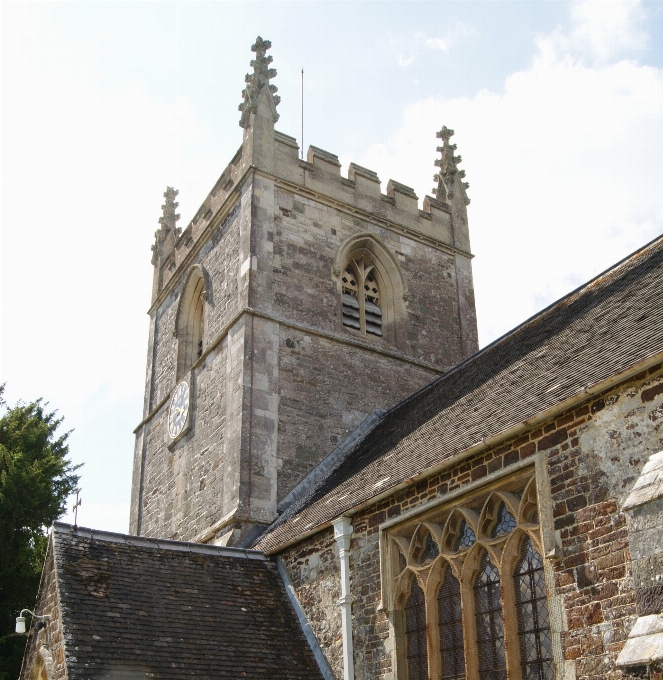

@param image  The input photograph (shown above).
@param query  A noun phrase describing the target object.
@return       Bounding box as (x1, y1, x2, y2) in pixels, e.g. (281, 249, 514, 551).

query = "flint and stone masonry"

(129, 38, 478, 546)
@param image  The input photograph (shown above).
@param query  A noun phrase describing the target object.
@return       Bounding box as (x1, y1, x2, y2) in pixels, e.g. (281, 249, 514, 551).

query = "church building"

(20, 37, 663, 680)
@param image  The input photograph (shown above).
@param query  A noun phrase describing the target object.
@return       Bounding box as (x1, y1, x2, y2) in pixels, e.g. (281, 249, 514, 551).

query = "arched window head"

(175, 265, 208, 380)
(335, 233, 408, 346)
(342, 258, 383, 336)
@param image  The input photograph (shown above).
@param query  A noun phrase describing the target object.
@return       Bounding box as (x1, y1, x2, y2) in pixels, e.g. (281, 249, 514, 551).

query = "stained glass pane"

(405, 578, 428, 680)
(421, 533, 440, 562)
(438, 568, 465, 679)
(491, 502, 516, 538)
(452, 518, 476, 552)
(514, 537, 554, 680)
(474, 551, 506, 680)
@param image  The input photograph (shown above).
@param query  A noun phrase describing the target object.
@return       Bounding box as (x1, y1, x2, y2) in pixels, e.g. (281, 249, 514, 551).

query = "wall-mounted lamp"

(15, 609, 50, 635)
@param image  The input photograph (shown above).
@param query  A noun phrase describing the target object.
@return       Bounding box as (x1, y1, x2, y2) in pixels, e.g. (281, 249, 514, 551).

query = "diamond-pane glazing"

(438, 568, 465, 679)
(513, 537, 554, 680)
(405, 578, 428, 680)
(491, 503, 516, 538)
(452, 518, 476, 551)
(474, 551, 506, 680)
(421, 532, 440, 562)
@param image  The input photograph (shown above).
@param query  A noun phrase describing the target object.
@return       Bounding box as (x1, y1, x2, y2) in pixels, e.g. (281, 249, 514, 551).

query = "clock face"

(168, 381, 190, 439)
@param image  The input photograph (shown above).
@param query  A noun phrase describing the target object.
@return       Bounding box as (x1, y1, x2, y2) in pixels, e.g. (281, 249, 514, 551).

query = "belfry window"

(176, 267, 207, 379)
(342, 258, 383, 336)
(389, 474, 556, 680)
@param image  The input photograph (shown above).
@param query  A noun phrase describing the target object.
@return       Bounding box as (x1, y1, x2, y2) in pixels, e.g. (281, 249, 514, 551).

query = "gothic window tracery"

(176, 266, 207, 380)
(389, 474, 556, 680)
(342, 258, 383, 336)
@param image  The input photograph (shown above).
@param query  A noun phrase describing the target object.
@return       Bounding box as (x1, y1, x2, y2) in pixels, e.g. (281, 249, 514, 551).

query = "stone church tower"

(129, 37, 478, 546)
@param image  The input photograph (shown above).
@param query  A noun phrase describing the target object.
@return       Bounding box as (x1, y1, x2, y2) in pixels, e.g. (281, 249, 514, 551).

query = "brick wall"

(280, 364, 663, 680)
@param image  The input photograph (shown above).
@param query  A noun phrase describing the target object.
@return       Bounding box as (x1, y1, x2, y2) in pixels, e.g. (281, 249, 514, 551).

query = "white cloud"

(398, 54, 416, 68)
(416, 22, 476, 53)
(422, 36, 449, 52)
(538, 0, 648, 65)
(352, 0, 663, 346)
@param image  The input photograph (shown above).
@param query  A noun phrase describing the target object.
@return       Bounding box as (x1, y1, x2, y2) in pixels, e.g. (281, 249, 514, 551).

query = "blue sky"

(2, 0, 663, 532)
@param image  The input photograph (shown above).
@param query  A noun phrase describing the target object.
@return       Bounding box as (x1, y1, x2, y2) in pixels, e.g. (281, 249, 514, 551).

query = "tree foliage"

(0, 386, 80, 679)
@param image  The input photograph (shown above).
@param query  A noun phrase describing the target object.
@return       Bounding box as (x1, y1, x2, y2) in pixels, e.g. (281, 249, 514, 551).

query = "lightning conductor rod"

(301, 68, 304, 160)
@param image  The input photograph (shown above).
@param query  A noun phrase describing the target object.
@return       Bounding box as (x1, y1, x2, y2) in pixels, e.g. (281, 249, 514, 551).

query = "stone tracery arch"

(175, 264, 210, 380)
(333, 233, 408, 346)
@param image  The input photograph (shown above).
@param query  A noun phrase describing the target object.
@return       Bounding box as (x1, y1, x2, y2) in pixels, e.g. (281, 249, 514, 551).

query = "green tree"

(0, 386, 80, 679)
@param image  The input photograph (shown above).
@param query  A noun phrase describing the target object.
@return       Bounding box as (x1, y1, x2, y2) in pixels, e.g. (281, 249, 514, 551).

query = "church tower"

(129, 38, 478, 546)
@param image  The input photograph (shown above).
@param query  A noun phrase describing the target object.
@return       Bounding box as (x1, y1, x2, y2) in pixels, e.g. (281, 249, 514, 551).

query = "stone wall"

(279, 364, 663, 680)
(19, 538, 66, 680)
(132, 91, 479, 542)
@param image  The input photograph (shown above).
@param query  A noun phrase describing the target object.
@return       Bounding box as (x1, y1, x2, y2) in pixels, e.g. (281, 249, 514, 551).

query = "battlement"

(151, 35, 471, 303)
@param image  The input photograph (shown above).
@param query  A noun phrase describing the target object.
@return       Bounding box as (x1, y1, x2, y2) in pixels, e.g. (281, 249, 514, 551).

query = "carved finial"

(433, 127, 470, 206)
(151, 187, 181, 265)
(238, 36, 280, 129)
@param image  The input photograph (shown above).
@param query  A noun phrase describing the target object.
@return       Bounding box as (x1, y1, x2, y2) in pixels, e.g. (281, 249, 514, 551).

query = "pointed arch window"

(438, 568, 465, 680)
(342, 258, 383, 336)
(335, 234, 409, 347)
(405, 578, 428, 680)
(474, 551, 506, 680)
(389, 473, 559, 680)
(176, 266, 207, 380)
(513, 537, 554, 680)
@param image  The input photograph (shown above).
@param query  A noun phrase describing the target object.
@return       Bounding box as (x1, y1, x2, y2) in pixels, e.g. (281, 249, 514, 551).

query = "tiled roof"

(52, 524, 323, 679)
(255, 235, 663, 552)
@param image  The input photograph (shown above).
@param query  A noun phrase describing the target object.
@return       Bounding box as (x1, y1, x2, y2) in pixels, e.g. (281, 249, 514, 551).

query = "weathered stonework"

(130, 39, 478, 545)
(19, 542, 66, 680)
(279, 364, 663, 679)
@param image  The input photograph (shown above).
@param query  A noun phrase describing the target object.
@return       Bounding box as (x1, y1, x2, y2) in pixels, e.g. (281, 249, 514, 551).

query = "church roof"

(49, 524, 323, 679)
(255, 234, 663, 553)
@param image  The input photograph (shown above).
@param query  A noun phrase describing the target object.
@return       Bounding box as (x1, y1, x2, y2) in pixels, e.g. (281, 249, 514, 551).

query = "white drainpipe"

(333, 516, 355, 680)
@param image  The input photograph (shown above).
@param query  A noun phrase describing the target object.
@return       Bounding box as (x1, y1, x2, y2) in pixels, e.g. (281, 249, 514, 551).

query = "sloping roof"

(52, 524, 323, 679)
(255, 235, 663, 552)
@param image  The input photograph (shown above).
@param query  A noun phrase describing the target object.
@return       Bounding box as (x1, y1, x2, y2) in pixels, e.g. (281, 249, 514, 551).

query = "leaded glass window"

(490, 502, 516, 538)
(391, 474, 556, 680)
(452, 518, 476, 552)
(438, 569, 465, 680)
(405, 579, 428, 680)
(421, 532, 439, 562)
(474, 551, 506, 680)
(514, 537, 554, 680)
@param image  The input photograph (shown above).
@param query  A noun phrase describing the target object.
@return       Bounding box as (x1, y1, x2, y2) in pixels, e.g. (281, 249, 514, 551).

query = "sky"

(2, 0, 663, 533)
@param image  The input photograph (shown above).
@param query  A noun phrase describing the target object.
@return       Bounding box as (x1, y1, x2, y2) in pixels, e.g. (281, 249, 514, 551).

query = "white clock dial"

(168, 381, 190, 439)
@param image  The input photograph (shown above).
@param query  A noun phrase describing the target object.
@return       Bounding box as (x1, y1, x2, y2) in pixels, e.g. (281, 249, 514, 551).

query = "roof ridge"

(381, 233, 663, 421)
(53, 522, 268, 559)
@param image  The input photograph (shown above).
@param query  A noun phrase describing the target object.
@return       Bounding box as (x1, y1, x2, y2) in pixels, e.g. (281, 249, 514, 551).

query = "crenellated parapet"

(150, 38, 473, 308)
